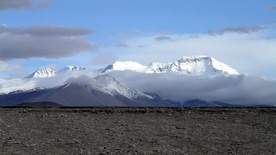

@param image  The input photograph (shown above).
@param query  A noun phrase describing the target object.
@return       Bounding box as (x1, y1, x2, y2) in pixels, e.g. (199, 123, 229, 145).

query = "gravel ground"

(0, 107, 275, 155)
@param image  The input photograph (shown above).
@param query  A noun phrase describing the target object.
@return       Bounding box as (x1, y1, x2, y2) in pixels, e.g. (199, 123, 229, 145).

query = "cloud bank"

(0, 25, 95, 60)
(109, 71, 276, 106)
(0, 0, 51, 10)
(33, 70, 98, 89)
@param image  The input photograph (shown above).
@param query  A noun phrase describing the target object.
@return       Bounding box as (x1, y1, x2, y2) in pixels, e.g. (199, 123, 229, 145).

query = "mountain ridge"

(26, 56, 239, 79)
(99, 56, 239, 76)
(0, 75, 173, 107)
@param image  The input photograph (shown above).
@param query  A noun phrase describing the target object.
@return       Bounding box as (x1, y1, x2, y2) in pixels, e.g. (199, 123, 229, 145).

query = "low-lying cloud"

(109, 71, 276, 106)
(2, 69, 275, 106)
(0, 0, 51, 11)
(0, 25, 96, 60)
(33, 70, 98, 89)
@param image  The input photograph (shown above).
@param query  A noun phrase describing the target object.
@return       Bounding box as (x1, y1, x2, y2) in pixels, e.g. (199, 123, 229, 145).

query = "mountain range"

(0, 56, 249, 107)
(99, 56, 239, 76)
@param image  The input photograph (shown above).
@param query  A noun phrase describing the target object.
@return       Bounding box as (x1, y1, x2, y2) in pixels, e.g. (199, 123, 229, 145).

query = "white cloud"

(0, 61, 20, 72)
(109, 71, 276, 106)
(33, 70, 98, 89)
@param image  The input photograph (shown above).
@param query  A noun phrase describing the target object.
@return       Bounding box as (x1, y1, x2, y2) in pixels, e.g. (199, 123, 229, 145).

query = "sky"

(0, 0, 276, 78)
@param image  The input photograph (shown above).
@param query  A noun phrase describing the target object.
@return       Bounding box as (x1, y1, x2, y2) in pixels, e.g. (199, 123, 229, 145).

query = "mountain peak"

(27, 67, 56, 78)
(99, 61, 147, 74)
(173, 56, 239, 75)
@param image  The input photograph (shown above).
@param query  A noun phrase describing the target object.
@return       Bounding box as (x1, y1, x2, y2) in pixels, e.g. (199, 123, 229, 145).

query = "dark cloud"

(115, 43, 128, 48)
(0, 0, 51, 11)
(26, 25, 93, 36)
(155, 36, 173, 41)
(208, 26, 265, 35)
(267, 6, 276, 11)
(0, 25, 96, 60)
(109, 71, 276, 106)
(91, 54, 118, 66)
(0, 25, 93, 36)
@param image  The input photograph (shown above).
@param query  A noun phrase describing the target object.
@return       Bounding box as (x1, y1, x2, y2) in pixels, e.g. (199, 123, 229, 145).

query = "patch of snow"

(210, 57, 239, 75)
(89, 75, 153, 99)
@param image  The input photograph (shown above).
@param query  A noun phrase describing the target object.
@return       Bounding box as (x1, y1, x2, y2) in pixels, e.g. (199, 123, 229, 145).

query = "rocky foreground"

(0, 107, 275, 155)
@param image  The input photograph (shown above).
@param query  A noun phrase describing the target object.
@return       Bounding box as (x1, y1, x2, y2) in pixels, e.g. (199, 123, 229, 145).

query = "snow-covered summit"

(27, 68, 56, 78)
(99, 56, 239, 76)
(166, 56, 239, 75)
(99, 61, 147, 73)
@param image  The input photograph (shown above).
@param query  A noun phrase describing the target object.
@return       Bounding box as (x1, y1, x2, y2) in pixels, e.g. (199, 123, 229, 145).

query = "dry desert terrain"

(0, 107, 275, 155)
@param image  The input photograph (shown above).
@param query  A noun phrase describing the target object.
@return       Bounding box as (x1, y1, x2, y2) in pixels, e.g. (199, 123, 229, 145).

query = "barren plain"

(0, 107, 275, 155)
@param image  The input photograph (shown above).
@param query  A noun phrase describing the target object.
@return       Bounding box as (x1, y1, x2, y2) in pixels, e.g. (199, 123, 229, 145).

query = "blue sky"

(0, 0, 276, 78)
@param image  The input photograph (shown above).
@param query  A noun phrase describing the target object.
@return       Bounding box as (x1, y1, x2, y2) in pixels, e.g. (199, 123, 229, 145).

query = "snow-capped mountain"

(58, 66, 86, 73)
(154, 56, 239, 75)
(0, 74, 171, 106)
(99, 56, 239, 76)
(27, 68, 56, 78)
(26, 66, 86, 78)
(1, 60, 274, 107)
